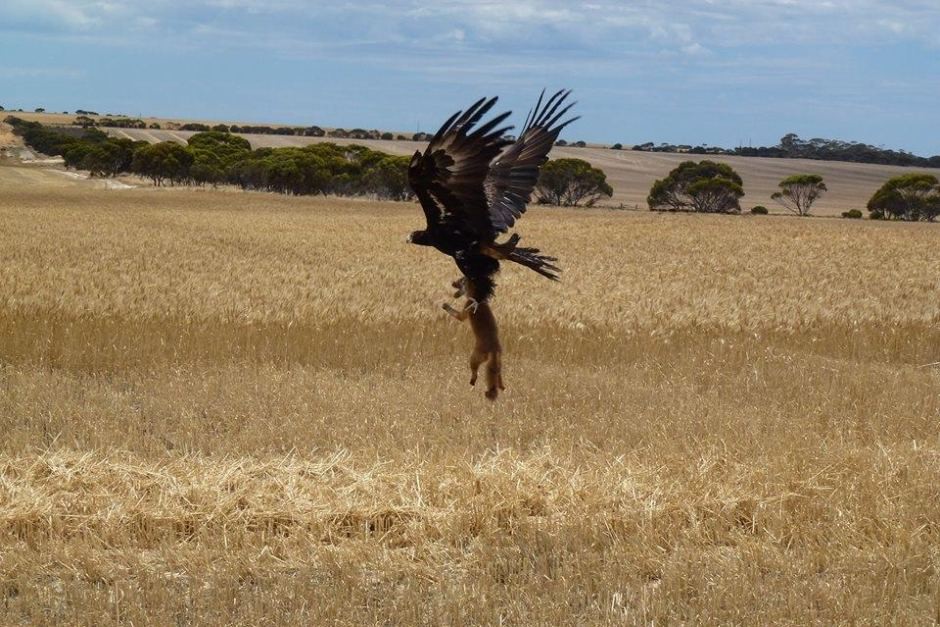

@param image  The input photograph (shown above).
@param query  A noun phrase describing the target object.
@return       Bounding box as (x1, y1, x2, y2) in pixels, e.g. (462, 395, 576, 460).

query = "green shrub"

(841, 209, 863, 219)
(648, 160, 745, 214)
(751, 206, 769, 215)
(131, 142, 194, 185)
(535, 158, 613, 207)
(867, 173, 939, 221)
(771, 174, 827, 216)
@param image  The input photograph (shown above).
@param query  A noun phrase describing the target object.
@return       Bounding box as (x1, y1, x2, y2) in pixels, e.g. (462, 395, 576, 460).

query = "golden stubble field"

(1, 163, 939, 625)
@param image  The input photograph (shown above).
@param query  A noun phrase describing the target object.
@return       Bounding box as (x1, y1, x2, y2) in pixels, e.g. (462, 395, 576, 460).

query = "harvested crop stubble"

(0, 175, 939, 624)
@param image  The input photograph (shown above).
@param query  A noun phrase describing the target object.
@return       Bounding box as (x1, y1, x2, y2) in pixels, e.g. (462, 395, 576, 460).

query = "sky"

(2, 0, 939, 155)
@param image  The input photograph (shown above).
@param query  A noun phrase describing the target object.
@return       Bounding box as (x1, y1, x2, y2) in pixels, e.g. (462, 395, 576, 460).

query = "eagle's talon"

(465, 298, 480, 314)
(452, 277, 467, 299)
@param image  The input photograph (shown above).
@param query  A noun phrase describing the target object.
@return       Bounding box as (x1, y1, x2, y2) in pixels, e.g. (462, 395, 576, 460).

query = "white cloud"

(682, 43, 711, 56)
(3, 0, 938, 53)
(202, 0, 308, 11)
(4, 0, 102, 29)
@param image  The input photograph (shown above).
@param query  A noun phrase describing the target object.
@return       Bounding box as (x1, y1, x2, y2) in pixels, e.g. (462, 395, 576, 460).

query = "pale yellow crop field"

(1, 162, 938, 624)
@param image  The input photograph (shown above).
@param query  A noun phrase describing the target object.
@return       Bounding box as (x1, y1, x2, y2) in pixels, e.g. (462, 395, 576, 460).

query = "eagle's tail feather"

(490, 235, 561, 281)
(508, 248, 561, 281)
(507, 247, 561, 281)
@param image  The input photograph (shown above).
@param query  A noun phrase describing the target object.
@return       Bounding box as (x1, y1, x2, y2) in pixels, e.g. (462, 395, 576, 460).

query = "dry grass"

(1, 165, 939, 624)
(0, 127, 17, 148)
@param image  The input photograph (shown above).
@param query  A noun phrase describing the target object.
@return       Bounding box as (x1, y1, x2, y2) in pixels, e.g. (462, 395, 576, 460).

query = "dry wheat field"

(1, 163, 939, 625)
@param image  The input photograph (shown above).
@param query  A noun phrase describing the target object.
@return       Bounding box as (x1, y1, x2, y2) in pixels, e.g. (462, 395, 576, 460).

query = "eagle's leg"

(444, 277, 467, 312)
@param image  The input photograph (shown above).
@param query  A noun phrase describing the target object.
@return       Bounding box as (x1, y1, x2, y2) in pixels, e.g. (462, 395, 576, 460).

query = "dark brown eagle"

(406, 89, 577, 305)
(406, 90, 577, 400)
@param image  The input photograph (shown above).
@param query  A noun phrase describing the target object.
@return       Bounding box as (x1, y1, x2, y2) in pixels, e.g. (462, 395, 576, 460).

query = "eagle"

(406, 89, 577, 305)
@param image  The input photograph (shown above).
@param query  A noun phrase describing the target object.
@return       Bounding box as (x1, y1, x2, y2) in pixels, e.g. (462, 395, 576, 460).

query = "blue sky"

(2, 0, 939, 154)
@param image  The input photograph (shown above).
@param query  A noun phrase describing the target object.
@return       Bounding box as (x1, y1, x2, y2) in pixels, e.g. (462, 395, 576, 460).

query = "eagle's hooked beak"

(405, 233, 414, 244)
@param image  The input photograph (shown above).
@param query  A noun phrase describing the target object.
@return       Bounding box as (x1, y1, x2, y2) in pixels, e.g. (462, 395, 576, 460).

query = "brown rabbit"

(442, 277, 505, 400)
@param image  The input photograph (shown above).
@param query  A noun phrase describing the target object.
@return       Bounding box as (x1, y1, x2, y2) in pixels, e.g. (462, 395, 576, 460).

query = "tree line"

(9, 116, 937, 220)
(132, 134, 413, 200)
(632, 133, 940, 169)
(648, 159, 939, 221)
(8, 117, 144, 177)
(72, 116, 419, 141)
(6, 116, 614, 207)
(6, 117, 412, 200)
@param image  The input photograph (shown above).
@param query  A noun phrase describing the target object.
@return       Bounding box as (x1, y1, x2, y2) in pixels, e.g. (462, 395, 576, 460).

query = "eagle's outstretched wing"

(407, 97, 513, 241)
(484, 90, 579, 233)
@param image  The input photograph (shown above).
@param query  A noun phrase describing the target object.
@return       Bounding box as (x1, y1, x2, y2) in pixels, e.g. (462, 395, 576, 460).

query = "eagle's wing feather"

(484, 89, 579, 233)
(408, 97, 513, 241)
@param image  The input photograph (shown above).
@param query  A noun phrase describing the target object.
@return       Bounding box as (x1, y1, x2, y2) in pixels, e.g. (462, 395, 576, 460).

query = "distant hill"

(93, 126, 932, 216)
(7, 111, 939, 216)
(631, 133, 940, 169)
